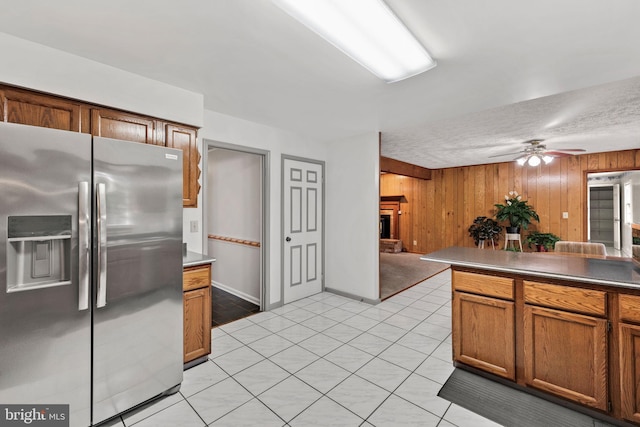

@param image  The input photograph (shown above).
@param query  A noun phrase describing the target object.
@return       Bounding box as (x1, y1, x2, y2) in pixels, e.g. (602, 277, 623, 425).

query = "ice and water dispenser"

(6, 215, 72, 292)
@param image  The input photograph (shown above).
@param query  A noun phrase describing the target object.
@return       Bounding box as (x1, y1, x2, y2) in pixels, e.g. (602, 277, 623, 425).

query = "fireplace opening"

(380, 215, 391, 239)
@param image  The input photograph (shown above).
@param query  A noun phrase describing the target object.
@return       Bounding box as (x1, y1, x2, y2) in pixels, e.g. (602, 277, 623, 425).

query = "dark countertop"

(421, 246, 640, 290)
(183, 251, 216, 268)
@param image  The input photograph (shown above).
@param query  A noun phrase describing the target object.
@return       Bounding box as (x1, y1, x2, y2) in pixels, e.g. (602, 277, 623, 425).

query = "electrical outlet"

(562, 212, 569, 219)
(413, 240, 417, 245)
(190, 220, 198, 232)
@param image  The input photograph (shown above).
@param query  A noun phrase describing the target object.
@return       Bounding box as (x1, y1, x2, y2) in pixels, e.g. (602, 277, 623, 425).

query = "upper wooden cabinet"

(0, 86, 89, 133)
(165, 124, 200, 208)
(91, 108, 156, 145)
(0, 84, 201, 208)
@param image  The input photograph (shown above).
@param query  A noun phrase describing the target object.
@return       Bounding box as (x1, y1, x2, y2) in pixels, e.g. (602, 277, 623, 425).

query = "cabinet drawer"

(453, 270, 514, 300)
(183, 265, 211, 291)
(524, 281, 606, 317)
(620, 294, 640, 324)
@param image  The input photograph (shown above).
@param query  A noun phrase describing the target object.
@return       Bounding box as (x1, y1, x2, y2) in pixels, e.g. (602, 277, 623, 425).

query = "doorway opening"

(587, 170, 640, 257)
(203, 140, 270, 326)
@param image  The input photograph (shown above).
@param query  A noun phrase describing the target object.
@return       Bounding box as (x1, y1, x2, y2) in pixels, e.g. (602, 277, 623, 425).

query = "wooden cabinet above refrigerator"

(0, 84, 200, 208)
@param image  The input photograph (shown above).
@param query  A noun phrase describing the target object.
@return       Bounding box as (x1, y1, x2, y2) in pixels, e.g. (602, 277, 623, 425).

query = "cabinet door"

(524, 305, 608, 410)
(620, 323, 640, 423)
(91, 108, 156, 144)
(183, 286, 212, 363)
(453, 291, 515, 380)
(0, 86, 89, 132)
(166, 124, 200, 208)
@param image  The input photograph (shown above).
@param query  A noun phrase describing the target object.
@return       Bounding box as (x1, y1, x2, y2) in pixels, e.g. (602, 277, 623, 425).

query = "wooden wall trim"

(380, 156, 432, 180)
(208, 234, 261, 248)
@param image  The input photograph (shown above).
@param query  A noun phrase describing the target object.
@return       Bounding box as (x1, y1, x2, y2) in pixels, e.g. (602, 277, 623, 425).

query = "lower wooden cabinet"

(453, 291, 515, 380)
(449, 267, 640, 425)
(523, 304, 608, 411)
(183, 264, 212, 364)
(620, 323, 640, 423)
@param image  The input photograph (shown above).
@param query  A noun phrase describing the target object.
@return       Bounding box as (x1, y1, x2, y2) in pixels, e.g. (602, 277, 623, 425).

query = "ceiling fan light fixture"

(527, 155, 541, 167)
(516, 157, 527, 166)
(271, 0, 436, 83)
(543, 155, 554, 164)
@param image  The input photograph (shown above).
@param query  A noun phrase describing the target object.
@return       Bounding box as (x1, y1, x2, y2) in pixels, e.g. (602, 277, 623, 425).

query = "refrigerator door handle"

(78, 182, 90, 311)
(96, 183, 107, 308)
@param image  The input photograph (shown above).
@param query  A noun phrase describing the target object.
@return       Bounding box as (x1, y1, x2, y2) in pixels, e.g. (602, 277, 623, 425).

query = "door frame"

(281, 154, 326, 303)
(202, 139, 270, 311)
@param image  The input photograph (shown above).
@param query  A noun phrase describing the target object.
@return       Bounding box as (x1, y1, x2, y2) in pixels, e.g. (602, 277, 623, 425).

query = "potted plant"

(494, 191, 540, 233)
(525, 231, 561, 252)
(468, 216, 502, 249)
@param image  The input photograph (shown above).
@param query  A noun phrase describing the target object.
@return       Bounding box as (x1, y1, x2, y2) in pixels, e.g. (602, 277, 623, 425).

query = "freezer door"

(92, 137, 184, 424)
(0, 123, 92, 427)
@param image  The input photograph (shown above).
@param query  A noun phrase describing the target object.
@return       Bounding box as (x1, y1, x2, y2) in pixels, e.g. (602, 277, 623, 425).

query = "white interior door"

(614, 183, 621, 250)
(283, 157, 323, 303)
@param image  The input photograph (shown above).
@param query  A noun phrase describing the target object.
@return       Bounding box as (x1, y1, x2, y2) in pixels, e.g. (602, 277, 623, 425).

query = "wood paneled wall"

(380, 149, 640, 254)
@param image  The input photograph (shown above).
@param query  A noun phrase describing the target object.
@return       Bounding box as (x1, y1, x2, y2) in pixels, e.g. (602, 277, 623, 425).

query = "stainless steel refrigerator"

(0, 122, 184, 426)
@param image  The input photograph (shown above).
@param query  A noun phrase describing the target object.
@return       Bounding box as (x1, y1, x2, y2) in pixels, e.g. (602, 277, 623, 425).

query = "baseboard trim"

(325, 287, 380, 305)
(265, 300, 283, 311)
(211, 281, 260, 305)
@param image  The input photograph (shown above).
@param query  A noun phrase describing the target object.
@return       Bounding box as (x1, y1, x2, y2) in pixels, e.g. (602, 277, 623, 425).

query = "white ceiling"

(1, 0, 640, 168)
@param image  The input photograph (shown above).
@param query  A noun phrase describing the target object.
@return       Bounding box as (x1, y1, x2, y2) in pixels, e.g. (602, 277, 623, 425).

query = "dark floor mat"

(438, 369, 617, 427)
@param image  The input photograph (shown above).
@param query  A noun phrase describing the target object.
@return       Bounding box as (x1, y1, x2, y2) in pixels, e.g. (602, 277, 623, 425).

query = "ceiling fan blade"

(544, 151, 573, 157)
(548, 148, 586, 152)
(488, 151, 525, 158)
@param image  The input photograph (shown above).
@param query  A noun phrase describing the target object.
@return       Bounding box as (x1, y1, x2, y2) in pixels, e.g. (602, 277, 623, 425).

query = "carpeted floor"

(379, 252, 450, 300)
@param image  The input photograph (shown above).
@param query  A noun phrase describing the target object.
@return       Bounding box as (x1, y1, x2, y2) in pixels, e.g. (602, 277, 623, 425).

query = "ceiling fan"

(490, 139, 586, 166)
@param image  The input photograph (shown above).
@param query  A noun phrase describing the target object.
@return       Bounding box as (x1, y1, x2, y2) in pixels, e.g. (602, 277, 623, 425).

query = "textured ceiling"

(382, 76, 640, 168)
(0, 0, 639, 168)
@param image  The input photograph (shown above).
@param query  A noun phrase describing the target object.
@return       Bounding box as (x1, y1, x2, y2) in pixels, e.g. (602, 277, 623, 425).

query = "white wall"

(199, 110, 328, 307)
(207, 149, 261, 302)
(325, 132, 380, 303)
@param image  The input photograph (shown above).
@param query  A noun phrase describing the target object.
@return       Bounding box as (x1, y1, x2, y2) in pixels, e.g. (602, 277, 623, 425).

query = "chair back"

(554, 241, 607, 256)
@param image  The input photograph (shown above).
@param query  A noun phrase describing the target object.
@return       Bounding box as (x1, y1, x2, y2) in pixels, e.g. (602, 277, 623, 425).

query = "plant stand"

(504, 233, 522, 251)
(478, 239, 497, 250)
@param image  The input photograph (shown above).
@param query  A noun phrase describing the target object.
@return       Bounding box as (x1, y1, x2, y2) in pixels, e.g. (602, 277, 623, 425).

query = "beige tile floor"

(103, 270, 500, 426)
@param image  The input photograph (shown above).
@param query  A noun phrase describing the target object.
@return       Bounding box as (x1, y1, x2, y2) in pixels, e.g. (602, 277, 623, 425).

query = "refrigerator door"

(92, 137, 183, 424)
(0, 123, 92, 427)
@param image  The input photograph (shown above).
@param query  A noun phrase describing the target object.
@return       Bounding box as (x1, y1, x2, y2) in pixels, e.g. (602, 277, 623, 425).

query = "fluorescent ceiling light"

(272, 0, 436, 83)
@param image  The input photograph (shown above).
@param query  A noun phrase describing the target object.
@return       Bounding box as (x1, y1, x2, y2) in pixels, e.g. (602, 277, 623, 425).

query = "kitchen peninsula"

(421, 247, 640, 425)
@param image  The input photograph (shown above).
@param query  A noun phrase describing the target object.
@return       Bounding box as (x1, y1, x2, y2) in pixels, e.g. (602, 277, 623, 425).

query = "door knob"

(285, 236, 291, 242)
